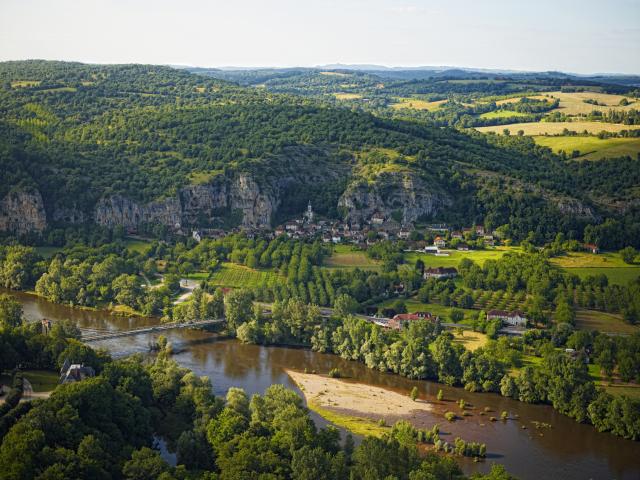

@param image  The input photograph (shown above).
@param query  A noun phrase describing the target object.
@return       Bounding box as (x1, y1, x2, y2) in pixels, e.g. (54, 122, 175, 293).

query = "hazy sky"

(1, 0, 639, 74)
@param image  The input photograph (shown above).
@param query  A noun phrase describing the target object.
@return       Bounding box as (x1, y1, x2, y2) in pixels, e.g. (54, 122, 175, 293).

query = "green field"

(479, 110, 530, 119)
(123, 238, 153, 253)
(575, 309, 639, 334)
(35, 246, 63, 259)
(207, 263, 281, 288)
(534, 136, 640, 160)
(562, 267, 639, 286)
(324, 245, 380, 270)
(475, 121, 640, 136)
(550, 252, 640, 286)
(405, 246, 517, 269)
(390, 97, 446, 111)
(0, 370, 59, 393)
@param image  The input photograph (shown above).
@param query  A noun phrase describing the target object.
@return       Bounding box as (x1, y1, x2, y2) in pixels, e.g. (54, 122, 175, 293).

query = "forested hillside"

(1, 61, 639, 246)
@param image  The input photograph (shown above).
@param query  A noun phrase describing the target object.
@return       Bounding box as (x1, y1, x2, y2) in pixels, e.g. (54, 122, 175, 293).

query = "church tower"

(304, 200, 314, 223)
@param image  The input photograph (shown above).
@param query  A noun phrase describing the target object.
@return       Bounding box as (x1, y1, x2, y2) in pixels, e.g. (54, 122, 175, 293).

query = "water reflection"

(5, 289, 640, 480)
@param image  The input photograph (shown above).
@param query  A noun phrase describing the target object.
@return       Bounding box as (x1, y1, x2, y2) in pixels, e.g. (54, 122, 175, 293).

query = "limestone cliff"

(338, 171, 451, 225)
(0, 190, 48, 234)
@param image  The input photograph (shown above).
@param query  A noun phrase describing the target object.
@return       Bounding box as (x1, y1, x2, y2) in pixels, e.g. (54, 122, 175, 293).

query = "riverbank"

(286, 369, 435, 436)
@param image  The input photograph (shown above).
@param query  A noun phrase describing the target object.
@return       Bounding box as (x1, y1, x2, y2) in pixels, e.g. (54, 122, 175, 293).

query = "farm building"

(424, 267, 458, 279)
(388, 312, 436, 329)
(487, 310, 527, 327)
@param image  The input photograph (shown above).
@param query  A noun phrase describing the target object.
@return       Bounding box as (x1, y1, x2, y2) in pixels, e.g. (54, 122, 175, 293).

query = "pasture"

(333, 93, 362, 100)
(405, 246, 517, 269)
(206, 262, 281, 288)
(452, 330, 489, 352)
(390, 97, 446, 111)
(123, 237, 153, 253)
(475, 121, 640, 136)
(324, 245, 380, 270)
(575, 309, 638, 334)
(11, 80, 41, 88)
(550, 251, 640, 286)
(479, 110, 530, 119)
(0, 370, 59, 393)
(533, 136, 640, 160)
(546, 91, 638, 115)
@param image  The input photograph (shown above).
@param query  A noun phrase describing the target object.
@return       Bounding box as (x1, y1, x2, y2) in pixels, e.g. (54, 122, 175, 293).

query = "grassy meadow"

(0, 370, 59, 393)
(549, 251, 640, 286)
(534, 136, 640, 160)
(575, 309, 639, 335)
(333, 93, 362, 100)
(404, 246, 517, 269)
(203, 263, 281, 289)
(475, 121, 640, 136)
(324, 245, 381, 270)
(479, 110, 530, 119)
(390, 97, 446, 111)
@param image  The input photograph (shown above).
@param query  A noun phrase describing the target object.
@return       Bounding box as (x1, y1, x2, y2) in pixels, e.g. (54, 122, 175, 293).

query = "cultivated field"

(534, 136, 640, 160)
(576, 309, 638, 334)
(452, 330, 489, 352)
(546, 91, 638, 115)
(475, 121, 640, 135)
(405, 246, 517, 269)
(333, 93, 362, 100)
(479, 110, 530, 119)
(324, 245, 381, 270)
(206, 262, 281, 288)
(550, 252, 640, 285)
(390, 97, 446, 111)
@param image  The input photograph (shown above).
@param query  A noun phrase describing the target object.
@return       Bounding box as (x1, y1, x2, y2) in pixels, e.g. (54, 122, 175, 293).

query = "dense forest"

(1, 61, 640, 247)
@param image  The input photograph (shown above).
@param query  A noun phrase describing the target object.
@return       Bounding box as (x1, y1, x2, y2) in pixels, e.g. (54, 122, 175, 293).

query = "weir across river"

(80, 318, 224, 342)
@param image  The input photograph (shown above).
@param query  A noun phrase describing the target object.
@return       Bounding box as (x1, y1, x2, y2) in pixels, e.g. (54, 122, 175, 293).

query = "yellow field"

(550, 251, 630, 268)
(547, 91, 638, 115)
(391, 97, 446, 111)
(11, 80, 41, 88)
(494, 94, 552, 105)
(333, 93, 362, 100)
(319, 71, 348, 77)
(475, 121, 640, 136)
(534, 136, 640, 160)
(452, 331, 488, 352)
(479, 110, 531, 119)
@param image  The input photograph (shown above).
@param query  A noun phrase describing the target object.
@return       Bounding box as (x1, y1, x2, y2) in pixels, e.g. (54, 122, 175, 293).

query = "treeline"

(222, 291, 640, 440)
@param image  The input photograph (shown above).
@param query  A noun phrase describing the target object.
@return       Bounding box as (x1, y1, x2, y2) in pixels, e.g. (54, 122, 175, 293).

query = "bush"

(328, 368, 341, 378)
(444, 411, 457, 421)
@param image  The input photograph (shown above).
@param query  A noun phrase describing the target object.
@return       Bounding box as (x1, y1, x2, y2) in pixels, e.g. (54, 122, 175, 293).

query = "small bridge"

(81, 319, 225, 343)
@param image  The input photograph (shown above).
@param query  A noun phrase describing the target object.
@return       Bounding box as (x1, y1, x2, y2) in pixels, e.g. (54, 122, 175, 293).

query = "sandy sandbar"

(286, 369, 434, 426)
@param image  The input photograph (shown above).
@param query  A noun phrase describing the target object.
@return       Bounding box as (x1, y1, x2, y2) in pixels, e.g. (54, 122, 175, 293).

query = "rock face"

(0, 190, 48, 234)
(338, 172, 450, 225)
(95, 195, 183, 230)
(93, 173, 279, 230)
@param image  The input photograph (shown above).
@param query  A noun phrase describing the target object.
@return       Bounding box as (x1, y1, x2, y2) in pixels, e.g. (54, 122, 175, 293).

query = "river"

(7, 289, 640, 480)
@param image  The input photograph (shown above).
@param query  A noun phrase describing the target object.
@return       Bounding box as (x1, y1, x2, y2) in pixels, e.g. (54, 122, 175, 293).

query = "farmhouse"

(388, 312, 436, 329)
(451, 231, 463, 240)
(487, 310, 527, 327)
(433, 236, 446, 248)
(583, 243, 600, 254)
(59, 360, 96, 384)
(424, 267, 458, 279)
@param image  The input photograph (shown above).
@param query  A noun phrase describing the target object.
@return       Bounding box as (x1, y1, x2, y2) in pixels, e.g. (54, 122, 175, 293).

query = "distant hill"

(0, 60, 638, 247)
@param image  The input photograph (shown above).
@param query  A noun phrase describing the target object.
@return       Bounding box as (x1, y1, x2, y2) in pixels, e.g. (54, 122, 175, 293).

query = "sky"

(1, 0, 639, 74)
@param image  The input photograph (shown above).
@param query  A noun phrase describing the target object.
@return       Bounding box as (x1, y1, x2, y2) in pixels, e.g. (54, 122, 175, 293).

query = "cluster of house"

(269, 203, 426, 244)
(374, 309, 529, 332)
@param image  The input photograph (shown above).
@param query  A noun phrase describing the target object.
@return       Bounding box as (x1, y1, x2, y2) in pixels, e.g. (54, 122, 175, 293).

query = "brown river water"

(6, 289, 640, 480)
